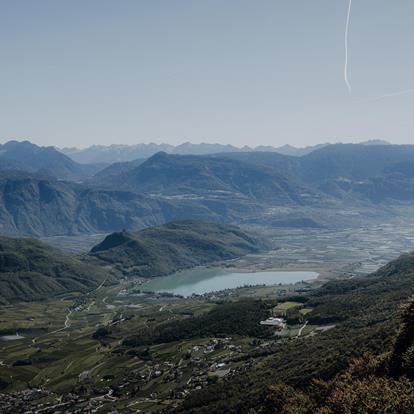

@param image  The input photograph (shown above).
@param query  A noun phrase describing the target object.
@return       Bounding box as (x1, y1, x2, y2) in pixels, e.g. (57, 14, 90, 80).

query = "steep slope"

(220, 144, 414, 183)
(0, 171, 268, 237)
(299, 143, 414, 181)
(0, 237, 114, 303)
(272, 143, 329, 156)
(209, 151, 301, 176)
(172, 142, 240, 155)
(258, 265, 414, 414)
(0, 172, 166, 236)
(174, 252, 414, 414)
(298, 144, 414, 202)
(61, 143, 246, 163)
(89, 220, 268, 278)
(3, 143, 414, 237)
(60, 140, 392, 165)
(95, 152, 322, 206)
(61, 143, 175, 164)
(0, 140, 101, 181)
(216, 144, 414, 202)
(91, 158, 146, 181)
(385, 160, 414, 177)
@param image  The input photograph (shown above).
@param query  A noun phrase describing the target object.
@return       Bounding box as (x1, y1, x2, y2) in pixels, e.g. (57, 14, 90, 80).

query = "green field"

(0, 277, 326, 411)
(274, 301, 302, 311)
(2, 249, 412, 413)
(299, 307, 313, 315)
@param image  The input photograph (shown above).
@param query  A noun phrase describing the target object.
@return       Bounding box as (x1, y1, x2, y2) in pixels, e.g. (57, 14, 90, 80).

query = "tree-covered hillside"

(0, 237, 114, 303)
(174, 252, 414, 413)
(89, 220, 268, 277)
(92, 152, 322, 206)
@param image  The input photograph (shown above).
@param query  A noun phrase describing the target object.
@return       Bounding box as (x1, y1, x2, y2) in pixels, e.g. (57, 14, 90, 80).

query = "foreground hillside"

(90, 220, 268, 277)
(1, 248, 414, 411)
(174, 253, 414, 413)
(0, 237, 114, 303)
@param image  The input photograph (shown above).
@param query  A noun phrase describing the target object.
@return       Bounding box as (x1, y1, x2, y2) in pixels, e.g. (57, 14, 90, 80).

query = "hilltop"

(89, 220, 268, 278)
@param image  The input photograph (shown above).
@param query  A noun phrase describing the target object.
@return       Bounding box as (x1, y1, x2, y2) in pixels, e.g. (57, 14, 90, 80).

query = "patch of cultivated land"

(226, 218, 414, 277)
(0, 255, 329, 412)
(3, 217, 414, 411)
(41, 217, 414, 282)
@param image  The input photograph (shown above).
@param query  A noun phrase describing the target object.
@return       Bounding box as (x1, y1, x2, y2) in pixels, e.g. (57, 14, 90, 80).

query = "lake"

(1, 333, 24, 341)
(143, 268, 318, 296)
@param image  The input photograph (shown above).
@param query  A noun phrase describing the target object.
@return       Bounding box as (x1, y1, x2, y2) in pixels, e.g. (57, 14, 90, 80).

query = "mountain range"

(91, 143, 414, 204)
(0, 140, 412, 236)
(91, 151, 322, 206)
(59, 142, 316, 164)
(59, 139, 390, 164)
(0, 140, 102, 181)
(0, 170, 273, 236)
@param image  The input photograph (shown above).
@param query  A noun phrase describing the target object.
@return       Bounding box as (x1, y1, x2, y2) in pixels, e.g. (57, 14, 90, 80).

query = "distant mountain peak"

(90, 230, 134, 253)
(0, 139, 101, 180)
(59, 142, 329, 163)
(359, 139, 391, 146)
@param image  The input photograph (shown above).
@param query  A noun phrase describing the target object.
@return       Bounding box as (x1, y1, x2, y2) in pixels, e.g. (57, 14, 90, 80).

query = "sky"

(1, 0, 414, 148)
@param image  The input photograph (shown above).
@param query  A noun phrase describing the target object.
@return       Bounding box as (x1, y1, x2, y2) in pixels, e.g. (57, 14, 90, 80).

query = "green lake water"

(143, 268, 318, 296)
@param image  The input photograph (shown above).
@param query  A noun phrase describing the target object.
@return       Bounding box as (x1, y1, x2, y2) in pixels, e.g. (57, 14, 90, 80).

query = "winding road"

(298, 320, 308, 337)
(32, 308, 73, 344)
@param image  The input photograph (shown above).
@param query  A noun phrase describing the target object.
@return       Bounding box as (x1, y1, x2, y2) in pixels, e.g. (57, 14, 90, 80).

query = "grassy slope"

(0, 237, 113, 303)
(89, 220, 268, 278)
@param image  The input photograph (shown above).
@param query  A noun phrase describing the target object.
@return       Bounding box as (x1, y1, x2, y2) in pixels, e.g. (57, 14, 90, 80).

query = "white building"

(260, 317, 286, 329)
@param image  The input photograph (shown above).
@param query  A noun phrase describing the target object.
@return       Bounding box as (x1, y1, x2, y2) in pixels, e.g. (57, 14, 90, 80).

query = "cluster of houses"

(0, 388, 80, 413)
(1, 332, 268, 412)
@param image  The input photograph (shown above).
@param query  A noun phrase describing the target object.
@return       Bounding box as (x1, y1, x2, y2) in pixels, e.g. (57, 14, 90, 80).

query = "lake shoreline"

(143, 268, 319, 297)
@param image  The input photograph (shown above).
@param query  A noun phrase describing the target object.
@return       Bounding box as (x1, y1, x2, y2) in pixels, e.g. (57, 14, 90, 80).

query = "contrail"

(365, 88, 414, 102)
(344, 0, 352, 94)
(344, 0, 414, 101)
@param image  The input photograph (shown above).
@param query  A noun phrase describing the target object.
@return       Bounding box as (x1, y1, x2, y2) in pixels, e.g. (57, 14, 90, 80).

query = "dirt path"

(298, 320, 308, 337)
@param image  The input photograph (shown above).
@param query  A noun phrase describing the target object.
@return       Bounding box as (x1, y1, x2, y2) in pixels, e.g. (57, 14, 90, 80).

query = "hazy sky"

(1, 0, 414, 148)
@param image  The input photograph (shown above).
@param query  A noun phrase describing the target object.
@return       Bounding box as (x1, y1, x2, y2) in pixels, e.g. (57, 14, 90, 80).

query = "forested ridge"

(171, 252, 414, 413)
